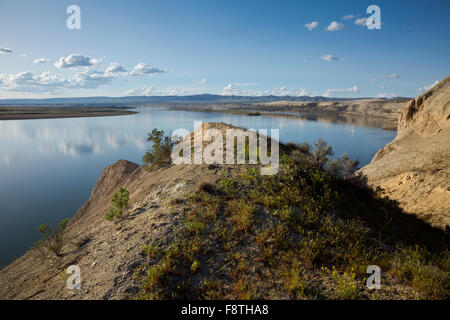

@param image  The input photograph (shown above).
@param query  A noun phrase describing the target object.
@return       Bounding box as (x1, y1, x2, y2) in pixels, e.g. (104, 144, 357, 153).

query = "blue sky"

(0, 0, 449, 98)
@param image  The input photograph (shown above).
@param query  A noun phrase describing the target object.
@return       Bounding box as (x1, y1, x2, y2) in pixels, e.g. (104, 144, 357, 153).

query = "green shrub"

(106, 187, 130, 221)
(327, 153, 360, 180)
(38, 218, 70, 256)
(191, 260, 201, 273)
(391, 246, 449, 299)
(312, 138, 334, 169)
(142, 129, 176, 168)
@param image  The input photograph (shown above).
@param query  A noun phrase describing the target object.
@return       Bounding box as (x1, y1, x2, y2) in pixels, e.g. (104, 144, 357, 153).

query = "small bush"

(38, 218, 70, 257)
(322, 266, 360, 300)
(312, 138, 334, 169)
(143, 129, 176, 168)
(227, 199, 256, 234)
(106, 187, 130, 221)
(191, 260, 201, 273)
(391, 246, 449, 299)
(284, 267, 307, 298)
(327, 153, 360, 180)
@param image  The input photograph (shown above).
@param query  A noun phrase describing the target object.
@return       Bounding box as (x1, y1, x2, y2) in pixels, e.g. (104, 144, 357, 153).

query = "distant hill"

(0, 94, 397, 106)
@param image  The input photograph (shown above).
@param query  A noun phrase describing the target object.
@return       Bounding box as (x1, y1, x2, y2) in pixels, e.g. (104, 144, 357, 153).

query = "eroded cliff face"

(360, 76, 450, 229)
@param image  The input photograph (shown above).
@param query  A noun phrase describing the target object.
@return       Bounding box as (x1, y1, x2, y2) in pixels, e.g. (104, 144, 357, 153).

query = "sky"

(0, 0, 449, 99)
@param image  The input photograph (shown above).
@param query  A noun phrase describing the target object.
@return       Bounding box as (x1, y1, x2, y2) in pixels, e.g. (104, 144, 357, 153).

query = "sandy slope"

(360, 76, 450, 229)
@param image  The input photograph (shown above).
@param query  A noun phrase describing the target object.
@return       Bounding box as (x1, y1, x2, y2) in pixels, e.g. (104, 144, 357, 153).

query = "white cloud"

(418, 80, 438, 92)
(380, 74, 400, 79)
(222, 84, 242, 95)
(342, 14, 355, 20)
(72, 69, 113, 88)
(379, 85, 392, 89)
(278, 87, 309, 96)
(222, 84, 311, 97)
(305, 21, 319, 31)
(0, 69, 113, 93)
(125, 86, 154, 96)
(33, 58, 50, 64)
(106, 62, 127, 73)
(323, 85, 359, 97)
(198, 78, 207, 84)
(377, 92, 396, 98)
(0, 71, 70, 93)
(54, 54, 99, 68)
(354, 18, 368, 26)
(128, 63, 166, 76)
(0, 47, 13, 54)
(321, 54, 338, 62)
(326, 21, 344, 31)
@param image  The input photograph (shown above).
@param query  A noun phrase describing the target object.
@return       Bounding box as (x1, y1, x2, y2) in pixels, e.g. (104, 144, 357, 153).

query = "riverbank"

(168, 98, 409, 130)
(0, 106, 137, 120)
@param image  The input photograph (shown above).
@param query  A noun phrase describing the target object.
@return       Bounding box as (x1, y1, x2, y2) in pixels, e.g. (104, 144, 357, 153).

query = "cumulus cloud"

(0, 69, 112, 93)
(323, 85, 359, 97)
(33, 58, 50, 64)
(321, 54, 338, 62)
(128, 63, 166, 76)
(71, 69, 113, 88)
(54, 54, 99, 68)
(0, 47, 13, 54)
(342, 14, 355, 20)
(354, 18, 368, 26)
(326, 21, 344, 31)
(0, 71, 70, 92)
(106, 62, 127, 73)
(305, 21, 319, 31)
(380, 74, 400, 79)
(418, 80, 438, 92)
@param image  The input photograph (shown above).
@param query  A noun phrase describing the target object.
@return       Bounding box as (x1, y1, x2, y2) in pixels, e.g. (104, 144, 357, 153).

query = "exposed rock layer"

(360, 76, 450, 229)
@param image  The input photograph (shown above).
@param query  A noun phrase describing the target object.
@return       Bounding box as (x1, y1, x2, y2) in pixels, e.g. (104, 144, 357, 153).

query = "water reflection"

(0, 107, 396, 268)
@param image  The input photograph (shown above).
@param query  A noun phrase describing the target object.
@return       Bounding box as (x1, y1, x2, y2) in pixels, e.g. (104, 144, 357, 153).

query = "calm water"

(0, 107, 396, 268)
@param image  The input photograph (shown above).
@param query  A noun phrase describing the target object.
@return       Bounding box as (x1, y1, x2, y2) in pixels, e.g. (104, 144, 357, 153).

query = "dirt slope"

(0, 159, 228, 299)
(360, 76, 450, 229)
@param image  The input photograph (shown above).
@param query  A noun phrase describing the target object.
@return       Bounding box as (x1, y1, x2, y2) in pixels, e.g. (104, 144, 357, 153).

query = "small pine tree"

(142, 129, 175, 168)
(106, 187, 130, 221)
(38, 218, 70, 256)
(313, 138, 334, 169)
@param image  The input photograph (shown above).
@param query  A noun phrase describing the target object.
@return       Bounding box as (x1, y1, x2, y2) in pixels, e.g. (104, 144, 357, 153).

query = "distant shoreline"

(169, 105, 400, 131)
(0, 106, 137, 120)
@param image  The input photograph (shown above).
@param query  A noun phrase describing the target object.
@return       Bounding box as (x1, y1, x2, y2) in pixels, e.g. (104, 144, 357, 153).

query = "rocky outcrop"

(360, 76, 450, 229)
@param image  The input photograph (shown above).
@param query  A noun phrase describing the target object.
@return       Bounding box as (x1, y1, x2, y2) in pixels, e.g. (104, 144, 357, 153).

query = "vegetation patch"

(135, 137, 449, 300)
